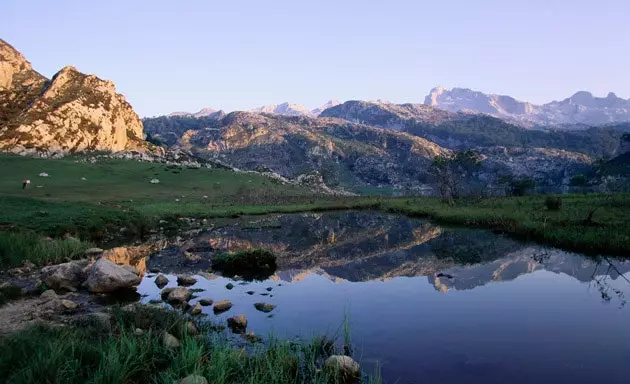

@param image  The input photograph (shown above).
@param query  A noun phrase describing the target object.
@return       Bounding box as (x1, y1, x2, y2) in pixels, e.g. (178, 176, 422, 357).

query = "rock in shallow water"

(227, 314, 247, 332)
(177, 275, 197, 286)
(155, 274, 169, 287)
(198, 299, 213, 306)
(324, 355, 360, 381)
(86, 258, 141, 293)
(213, 300, 232, 313)
(190, 303, 202, 315)
(167, 287, 192, 303)
(254, 302, 276, 313)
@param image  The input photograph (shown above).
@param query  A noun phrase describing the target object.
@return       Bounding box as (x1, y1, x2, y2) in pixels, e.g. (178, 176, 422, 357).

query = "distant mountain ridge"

(425, 86, 630, 127)
(165, 100, 342, 119)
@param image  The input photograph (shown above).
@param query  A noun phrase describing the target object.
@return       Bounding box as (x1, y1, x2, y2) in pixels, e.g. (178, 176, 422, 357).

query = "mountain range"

(1, 38, 629, 194)
(169, 100, 342, 119)
(424, 87, 630, 127)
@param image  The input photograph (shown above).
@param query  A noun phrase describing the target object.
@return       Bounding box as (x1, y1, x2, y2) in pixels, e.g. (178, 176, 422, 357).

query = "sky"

(2, 0, 630, 117)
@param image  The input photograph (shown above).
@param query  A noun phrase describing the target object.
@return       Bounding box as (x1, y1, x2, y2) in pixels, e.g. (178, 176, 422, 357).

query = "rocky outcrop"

(0, 39, 153, 155)
(144, 111, 447, 192)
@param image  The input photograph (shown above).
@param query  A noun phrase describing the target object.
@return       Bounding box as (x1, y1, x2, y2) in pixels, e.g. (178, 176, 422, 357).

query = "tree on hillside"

(429, 150, 482, 203)
(499, 175, 537, 196)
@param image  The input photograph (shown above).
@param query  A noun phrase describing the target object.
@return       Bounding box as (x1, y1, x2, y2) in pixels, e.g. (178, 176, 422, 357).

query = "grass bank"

(381, 194, 630, 256)
(0, 305, 379, 384)
(1, 154, 629, 267)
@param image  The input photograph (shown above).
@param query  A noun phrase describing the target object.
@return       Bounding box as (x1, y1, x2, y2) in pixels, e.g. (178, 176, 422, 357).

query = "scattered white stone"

(163, 332, 180, 348)
(38, 172, 49, 177)
(150, 178, 160, 184)
(81, 177, 87, 180)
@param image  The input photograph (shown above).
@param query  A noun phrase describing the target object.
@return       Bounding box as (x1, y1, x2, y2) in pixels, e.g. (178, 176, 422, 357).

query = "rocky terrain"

(425, 86, 630, 127)
(0, 39, 153, 156)
(1, 38, 625, 194)
(145, 111, 447, 191)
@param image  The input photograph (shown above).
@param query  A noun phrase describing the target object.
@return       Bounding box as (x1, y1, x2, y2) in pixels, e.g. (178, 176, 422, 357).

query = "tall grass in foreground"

(0, 305, 381, 384)
(0, 232, 94, 268)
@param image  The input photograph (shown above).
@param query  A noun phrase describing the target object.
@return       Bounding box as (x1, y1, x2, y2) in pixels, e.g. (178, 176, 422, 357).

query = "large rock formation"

(0, 39, 150, 155)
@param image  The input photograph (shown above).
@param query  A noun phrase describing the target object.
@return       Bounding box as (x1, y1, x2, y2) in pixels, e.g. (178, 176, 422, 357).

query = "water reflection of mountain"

(166, 211, 630, 291)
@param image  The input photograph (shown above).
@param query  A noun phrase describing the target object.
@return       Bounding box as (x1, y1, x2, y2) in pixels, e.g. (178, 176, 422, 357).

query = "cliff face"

(0, 39, 148, 155)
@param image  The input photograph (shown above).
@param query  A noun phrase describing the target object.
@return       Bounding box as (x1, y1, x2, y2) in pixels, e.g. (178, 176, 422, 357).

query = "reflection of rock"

(429, 246, 630, 292)
(103, 244, 158, 276)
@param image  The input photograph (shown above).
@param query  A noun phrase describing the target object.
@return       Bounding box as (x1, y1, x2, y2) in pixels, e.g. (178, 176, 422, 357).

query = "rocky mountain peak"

(426, 86, 630, 127)
(0, 40, 151, 155)
(0, 39, 34, 89)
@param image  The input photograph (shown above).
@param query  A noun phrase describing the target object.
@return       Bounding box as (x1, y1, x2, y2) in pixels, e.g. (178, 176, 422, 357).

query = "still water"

(129, 211, 630, 384)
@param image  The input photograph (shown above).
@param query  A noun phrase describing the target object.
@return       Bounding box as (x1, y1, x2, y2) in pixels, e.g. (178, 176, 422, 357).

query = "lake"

(128, 211, 630, 384)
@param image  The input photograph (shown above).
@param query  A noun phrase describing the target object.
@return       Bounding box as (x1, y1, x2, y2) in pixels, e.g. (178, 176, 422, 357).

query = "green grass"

(0, 305, 379, 384)
(0, 284, 23, 306)
(0, 232, 94, 268)
(381, 194, 630, 255)
(0, 153, 629, 267)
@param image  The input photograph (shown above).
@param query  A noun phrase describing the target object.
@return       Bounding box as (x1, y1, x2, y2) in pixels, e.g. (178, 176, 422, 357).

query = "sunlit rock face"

(0, 39, 152, 155)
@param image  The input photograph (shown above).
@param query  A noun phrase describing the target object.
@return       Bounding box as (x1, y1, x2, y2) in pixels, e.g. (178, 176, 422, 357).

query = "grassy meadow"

(0, 153, 629, 268)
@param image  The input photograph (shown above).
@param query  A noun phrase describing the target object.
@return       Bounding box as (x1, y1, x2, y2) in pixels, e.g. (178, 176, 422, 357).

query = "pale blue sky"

(2, 0, 629, 117)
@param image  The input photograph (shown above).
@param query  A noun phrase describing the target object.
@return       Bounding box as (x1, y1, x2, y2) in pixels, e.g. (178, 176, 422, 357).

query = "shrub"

(212, 249, 277, 280)
(545, 196, 563, 211)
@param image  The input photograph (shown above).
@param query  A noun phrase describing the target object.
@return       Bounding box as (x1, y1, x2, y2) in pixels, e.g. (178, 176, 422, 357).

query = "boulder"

(198, 299, 213, 306)
(242, 331, 262, 343)
(155, 274, 169, 287)
(86, 258, 141, 293)
(227, 314, 247, 332)
(89, 312, 112, 330)
(122, 265, 140, 275)
(225, 283, 234, 290)
(324, 355, 360, 381)
(185, 321, 198, 335)
(179, 375, 208, 384)
(160, 287, 175, 300)
(177, 275, 197, 286)
(190, 303, 202, 315)
(213, 300, 232, 313)
(40, 289, 58, 302)
(41, 260, 89, 291)
(254, 302, 276, 313)
(167, 287, 191, 303)
(60, 299, 78, 310)
(163, 332, 180, 348)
